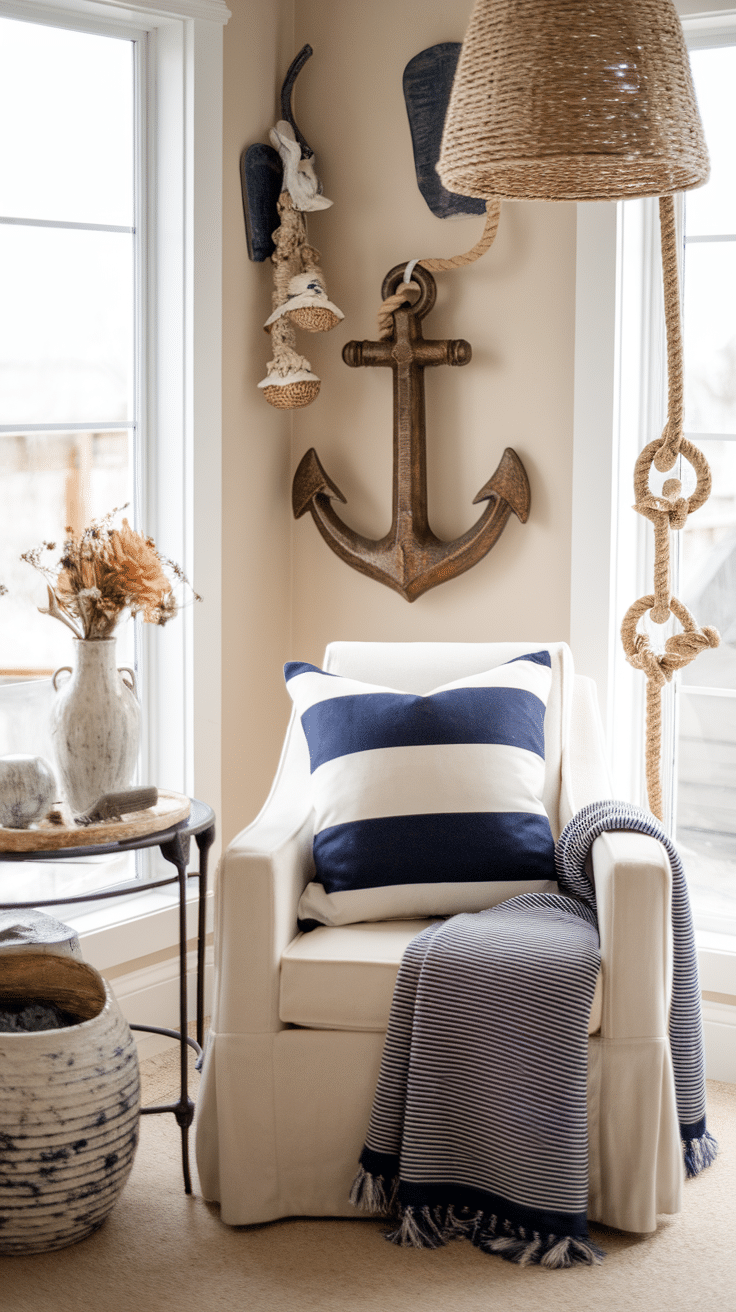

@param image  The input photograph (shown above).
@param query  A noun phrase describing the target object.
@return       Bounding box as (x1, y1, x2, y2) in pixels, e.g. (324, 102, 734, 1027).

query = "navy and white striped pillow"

(285, 652, 557, 928)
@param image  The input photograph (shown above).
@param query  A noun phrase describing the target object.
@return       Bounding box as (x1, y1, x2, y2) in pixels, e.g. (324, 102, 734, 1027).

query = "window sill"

(697, 929, 736, 997)
(62, 877, 213, 972)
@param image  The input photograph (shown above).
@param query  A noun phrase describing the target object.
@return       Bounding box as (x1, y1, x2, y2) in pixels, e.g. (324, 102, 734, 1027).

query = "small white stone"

(0, 755, 56, 829)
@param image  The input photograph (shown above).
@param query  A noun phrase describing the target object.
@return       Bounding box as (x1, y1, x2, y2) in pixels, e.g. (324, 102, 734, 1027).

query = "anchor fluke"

(293, 447, 347, 519)
(473, 447, 531, 522)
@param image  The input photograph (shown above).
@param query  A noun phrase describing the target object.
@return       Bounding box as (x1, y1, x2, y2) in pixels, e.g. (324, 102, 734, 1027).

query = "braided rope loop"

(621, 594, 720, 820)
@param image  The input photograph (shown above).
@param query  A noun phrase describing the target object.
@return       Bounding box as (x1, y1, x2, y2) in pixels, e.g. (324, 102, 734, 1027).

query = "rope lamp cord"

(432, 0, 714, 822)
(621, 196, 719, 820)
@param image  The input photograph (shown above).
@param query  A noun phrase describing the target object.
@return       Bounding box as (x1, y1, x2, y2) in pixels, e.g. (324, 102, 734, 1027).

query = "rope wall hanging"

(438, 0, 715, 821)
(241, 46, 344, 411)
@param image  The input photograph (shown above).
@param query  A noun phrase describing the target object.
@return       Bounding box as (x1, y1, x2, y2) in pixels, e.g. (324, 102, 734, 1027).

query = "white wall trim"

(16, 0, 230, 29)
(702, 1003, 736, 1082)
(107, 944, 214, 1058)
(570, 202, 620, 737)
(69, 883, 213, 970)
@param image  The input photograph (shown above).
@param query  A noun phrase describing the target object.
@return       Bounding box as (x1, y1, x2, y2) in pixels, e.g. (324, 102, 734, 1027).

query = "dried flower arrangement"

(21, 509, 200, 641)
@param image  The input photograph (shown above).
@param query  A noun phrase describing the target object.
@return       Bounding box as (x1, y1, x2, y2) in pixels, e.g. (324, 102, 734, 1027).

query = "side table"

(0, 797, 215, 1195)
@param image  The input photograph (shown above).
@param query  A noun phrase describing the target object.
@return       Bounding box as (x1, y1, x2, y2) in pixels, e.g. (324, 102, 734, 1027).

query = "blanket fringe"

(349, 1165, 397, 1215)
(375, 1200, 604, 1268)
(386, 1205, 445, 1249)
(684, 1129, 719, 1179)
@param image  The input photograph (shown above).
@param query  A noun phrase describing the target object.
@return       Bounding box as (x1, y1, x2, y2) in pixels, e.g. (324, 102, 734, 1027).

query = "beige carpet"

(1, 1040, 734, 1312)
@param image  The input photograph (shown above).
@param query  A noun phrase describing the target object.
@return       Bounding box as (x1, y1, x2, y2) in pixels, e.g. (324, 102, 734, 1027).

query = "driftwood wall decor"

(293, 265, 530, 602)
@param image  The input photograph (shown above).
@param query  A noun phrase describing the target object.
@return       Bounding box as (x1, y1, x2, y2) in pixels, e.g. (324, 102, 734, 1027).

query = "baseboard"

(702, 1000, 736, 1083)
(102, 946, 214, 1059)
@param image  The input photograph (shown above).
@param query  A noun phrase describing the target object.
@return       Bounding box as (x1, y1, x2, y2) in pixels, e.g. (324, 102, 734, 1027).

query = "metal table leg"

(158, 830, 194, 1193)
(132, 822, 215, 1194)
(195, 825, 215, 1052)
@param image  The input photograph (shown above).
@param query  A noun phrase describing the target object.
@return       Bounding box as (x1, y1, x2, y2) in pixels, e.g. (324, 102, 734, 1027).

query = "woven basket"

(438, 0, 709, 202)
(0, 954, 139, 1253)
(262, 379, 321, 409)
(288, 306, 342, 333)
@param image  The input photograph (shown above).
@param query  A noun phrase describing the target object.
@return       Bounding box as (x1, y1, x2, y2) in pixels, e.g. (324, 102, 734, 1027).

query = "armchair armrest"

(591, 830, 673, 1040)
(213, 710, 315, 1034)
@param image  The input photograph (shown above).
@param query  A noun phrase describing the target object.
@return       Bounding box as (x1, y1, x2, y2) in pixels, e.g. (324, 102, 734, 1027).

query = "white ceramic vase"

(51, 639, 140, 814)
(0, 953, 140, 1253)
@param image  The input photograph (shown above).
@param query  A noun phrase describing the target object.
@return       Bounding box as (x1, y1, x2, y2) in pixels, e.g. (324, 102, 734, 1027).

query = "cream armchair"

(196, 642, 682, 1233)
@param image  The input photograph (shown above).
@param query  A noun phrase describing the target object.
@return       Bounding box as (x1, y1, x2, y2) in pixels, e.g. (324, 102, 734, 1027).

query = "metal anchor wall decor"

(292, 265, 531, 602)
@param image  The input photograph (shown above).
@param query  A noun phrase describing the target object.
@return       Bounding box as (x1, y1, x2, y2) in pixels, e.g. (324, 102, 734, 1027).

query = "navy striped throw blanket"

(351, 800, 717, 1269)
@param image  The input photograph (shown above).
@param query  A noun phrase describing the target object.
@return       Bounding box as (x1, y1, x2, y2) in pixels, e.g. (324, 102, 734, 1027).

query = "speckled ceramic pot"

(0, 755, 56, 829)
(0, 953, 140, 1253)
(51, 639, 140, 814)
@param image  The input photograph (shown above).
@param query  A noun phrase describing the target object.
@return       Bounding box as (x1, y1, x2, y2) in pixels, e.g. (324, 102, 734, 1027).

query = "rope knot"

(668, 498, 690, 530)
(377, 282, 420, 339)
(652, 424, 681, 473)
(621, 595, 720, 690)
(630, 641, 669, 687)
(663, 619, 720, 672)
(634, 493, 690, 531)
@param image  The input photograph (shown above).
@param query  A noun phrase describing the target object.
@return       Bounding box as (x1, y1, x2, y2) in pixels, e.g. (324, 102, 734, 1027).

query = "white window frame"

(0, 0, 227, 978)
(571, 6, 736, 1076)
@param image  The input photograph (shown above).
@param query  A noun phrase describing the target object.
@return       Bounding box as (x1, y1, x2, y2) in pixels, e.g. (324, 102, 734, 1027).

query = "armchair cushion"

(279, 920, 603, 1035)
(285, 651, 557, 927)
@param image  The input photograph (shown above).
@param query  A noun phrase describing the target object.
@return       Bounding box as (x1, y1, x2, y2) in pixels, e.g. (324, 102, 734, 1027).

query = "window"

(0, 0, 225, 980)
(676, 40, 736, 933)
(0, 16, 138, 680)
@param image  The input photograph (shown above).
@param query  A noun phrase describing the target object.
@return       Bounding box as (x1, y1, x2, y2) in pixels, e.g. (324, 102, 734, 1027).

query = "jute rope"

(621, 194, 719, 821)
(265, 193, 320, 378)
(377, 199, 500, 338)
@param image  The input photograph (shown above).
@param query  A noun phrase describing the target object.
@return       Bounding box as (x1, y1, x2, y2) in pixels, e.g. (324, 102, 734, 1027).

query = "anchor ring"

(381, 263, 436, 320)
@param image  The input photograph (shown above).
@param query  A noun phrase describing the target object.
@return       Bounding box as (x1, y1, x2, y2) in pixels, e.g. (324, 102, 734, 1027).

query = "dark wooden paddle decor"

(292, 264, 530, 602)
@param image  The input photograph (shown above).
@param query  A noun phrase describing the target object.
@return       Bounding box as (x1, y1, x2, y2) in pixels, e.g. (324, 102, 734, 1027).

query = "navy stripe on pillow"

(300, 686, 547, 771)
(313, 812, 556, 894)
(285, 660, 340, 682)
(507, 651, 551, 670)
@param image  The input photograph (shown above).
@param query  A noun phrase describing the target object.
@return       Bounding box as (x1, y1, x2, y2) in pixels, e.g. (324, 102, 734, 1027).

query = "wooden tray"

(0, 791, 191, 852)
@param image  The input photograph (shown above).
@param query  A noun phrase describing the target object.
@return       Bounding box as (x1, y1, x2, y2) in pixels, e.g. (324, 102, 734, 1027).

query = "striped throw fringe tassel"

(352, 1170, 604, 1269)
(349, 1165, 397, 1215)
(684, 1129, 719, 1179)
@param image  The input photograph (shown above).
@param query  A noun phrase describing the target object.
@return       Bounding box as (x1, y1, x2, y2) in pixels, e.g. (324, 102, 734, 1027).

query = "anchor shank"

(391, 309, 430, 539)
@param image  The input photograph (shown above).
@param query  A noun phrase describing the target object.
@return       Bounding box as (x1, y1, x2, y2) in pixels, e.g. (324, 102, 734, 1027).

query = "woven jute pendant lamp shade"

(438, 0, 709, 203)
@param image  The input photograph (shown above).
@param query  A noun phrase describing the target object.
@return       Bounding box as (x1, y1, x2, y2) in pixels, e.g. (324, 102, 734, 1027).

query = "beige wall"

(222, 0, 578, 843)
(221, 0, 296, 845)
